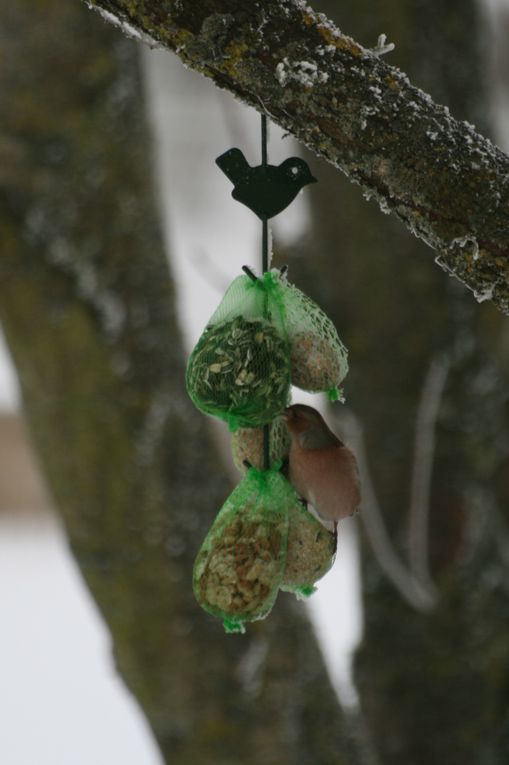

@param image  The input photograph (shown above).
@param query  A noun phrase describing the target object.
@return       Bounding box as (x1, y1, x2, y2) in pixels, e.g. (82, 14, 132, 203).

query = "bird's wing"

(300, 427, 343, 450)
(215, 148, 251, 185)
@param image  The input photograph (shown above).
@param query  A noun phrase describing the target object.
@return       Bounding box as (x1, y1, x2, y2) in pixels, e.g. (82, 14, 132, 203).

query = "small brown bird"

(283, 404, 360, 524)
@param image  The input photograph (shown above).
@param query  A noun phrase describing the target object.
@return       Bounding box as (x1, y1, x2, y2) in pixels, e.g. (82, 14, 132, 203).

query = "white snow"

(275, 61, 288, 86)
(450, 234, 480, 261)
(372, 33, 395, 57)
(46, 238, 126, 342)
(275, 57, 329, 88)
(0, 329, 19, 411)
(0, 515, 163, 765)
(88, 3, 159, 48)
(306, 517, 363, 706)
(474, 283, 496, 303)
(378, 197, 392, 215)
(316, 44, 338, 57)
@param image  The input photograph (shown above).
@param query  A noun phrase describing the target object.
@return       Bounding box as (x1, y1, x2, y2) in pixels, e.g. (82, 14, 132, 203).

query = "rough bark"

(279, 0, 509, 762)
(84, 0, 509, 314)
(0, 3, 356, 764)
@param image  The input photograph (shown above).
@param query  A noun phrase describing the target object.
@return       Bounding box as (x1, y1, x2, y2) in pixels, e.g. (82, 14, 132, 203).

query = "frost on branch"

(275, 58, 329, 87)
(372, 33, 395, 57)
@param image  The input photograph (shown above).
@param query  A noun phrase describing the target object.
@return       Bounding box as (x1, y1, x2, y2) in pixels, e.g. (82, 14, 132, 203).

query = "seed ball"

(186, 317, 291, 428)
(231, 420, 291, 474)
(282, 502, 336, 591)
(291, 331, 346, 392)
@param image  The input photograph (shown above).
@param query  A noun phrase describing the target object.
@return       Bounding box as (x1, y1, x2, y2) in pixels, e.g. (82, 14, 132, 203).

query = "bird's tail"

(215, 147, 251, 185)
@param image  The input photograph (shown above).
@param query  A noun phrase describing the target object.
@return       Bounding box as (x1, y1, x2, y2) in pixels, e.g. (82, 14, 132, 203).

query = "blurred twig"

(336, 354, 453, 613)
(408, 355, 450, 595)
(341, 410, 438, 612)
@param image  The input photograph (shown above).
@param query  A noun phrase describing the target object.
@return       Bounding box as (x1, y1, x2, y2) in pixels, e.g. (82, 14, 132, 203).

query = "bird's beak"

(309, 175, 318, 184)
(281, 408, 291, 422)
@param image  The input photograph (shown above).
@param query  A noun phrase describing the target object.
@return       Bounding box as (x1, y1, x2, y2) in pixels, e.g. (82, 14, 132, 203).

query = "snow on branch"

(86, 0, 509, 314)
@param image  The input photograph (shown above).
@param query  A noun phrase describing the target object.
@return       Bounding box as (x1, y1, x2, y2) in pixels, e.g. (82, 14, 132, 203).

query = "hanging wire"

(261, 113, 271, 470)
(261, 112, 268, 166)
(261, 114, 270, 273)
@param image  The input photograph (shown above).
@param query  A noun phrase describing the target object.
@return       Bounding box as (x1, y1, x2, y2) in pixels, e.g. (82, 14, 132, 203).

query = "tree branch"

(85, 0, 509, 314)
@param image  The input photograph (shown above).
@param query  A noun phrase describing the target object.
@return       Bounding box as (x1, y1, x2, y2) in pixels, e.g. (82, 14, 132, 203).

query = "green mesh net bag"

(279, 276, 349, 401)
(186, 272, 291, 430)
(281, 503, 336, 599)
(193, 466, 301, 633)
(231, 419, 291, 475)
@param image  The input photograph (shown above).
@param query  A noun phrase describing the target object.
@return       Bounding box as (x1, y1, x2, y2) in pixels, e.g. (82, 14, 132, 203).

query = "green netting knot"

(327, 386, 345, 403)
(294, 585, 316, 600)
(223, 618, 246, 634)
(226, 414, 241, 433)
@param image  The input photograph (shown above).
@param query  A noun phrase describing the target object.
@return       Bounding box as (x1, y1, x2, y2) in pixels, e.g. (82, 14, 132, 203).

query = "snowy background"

(1, 0, 509, 761)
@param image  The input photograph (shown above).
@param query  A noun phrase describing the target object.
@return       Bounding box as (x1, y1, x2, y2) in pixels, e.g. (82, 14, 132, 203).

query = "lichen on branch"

(86, 0, 509, 313)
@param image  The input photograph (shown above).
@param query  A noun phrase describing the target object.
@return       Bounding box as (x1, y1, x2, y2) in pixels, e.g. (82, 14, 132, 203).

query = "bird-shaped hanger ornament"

(216, 147, 316, 220)
(188, 113, 359, 632)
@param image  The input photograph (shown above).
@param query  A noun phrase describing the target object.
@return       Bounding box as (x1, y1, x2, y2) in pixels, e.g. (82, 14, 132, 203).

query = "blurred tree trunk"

(0, 3, 356, 764)
(280, 1, 509, 762)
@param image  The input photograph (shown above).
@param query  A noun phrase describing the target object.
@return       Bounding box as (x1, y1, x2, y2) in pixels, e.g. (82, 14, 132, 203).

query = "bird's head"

(282, 404, 324, 435)
(282, 404, 343, 449)
(280, 158, 317, 189)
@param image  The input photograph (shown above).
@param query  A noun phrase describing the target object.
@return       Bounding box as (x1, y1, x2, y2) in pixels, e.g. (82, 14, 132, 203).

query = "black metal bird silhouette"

(216, 148, 317, 220)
